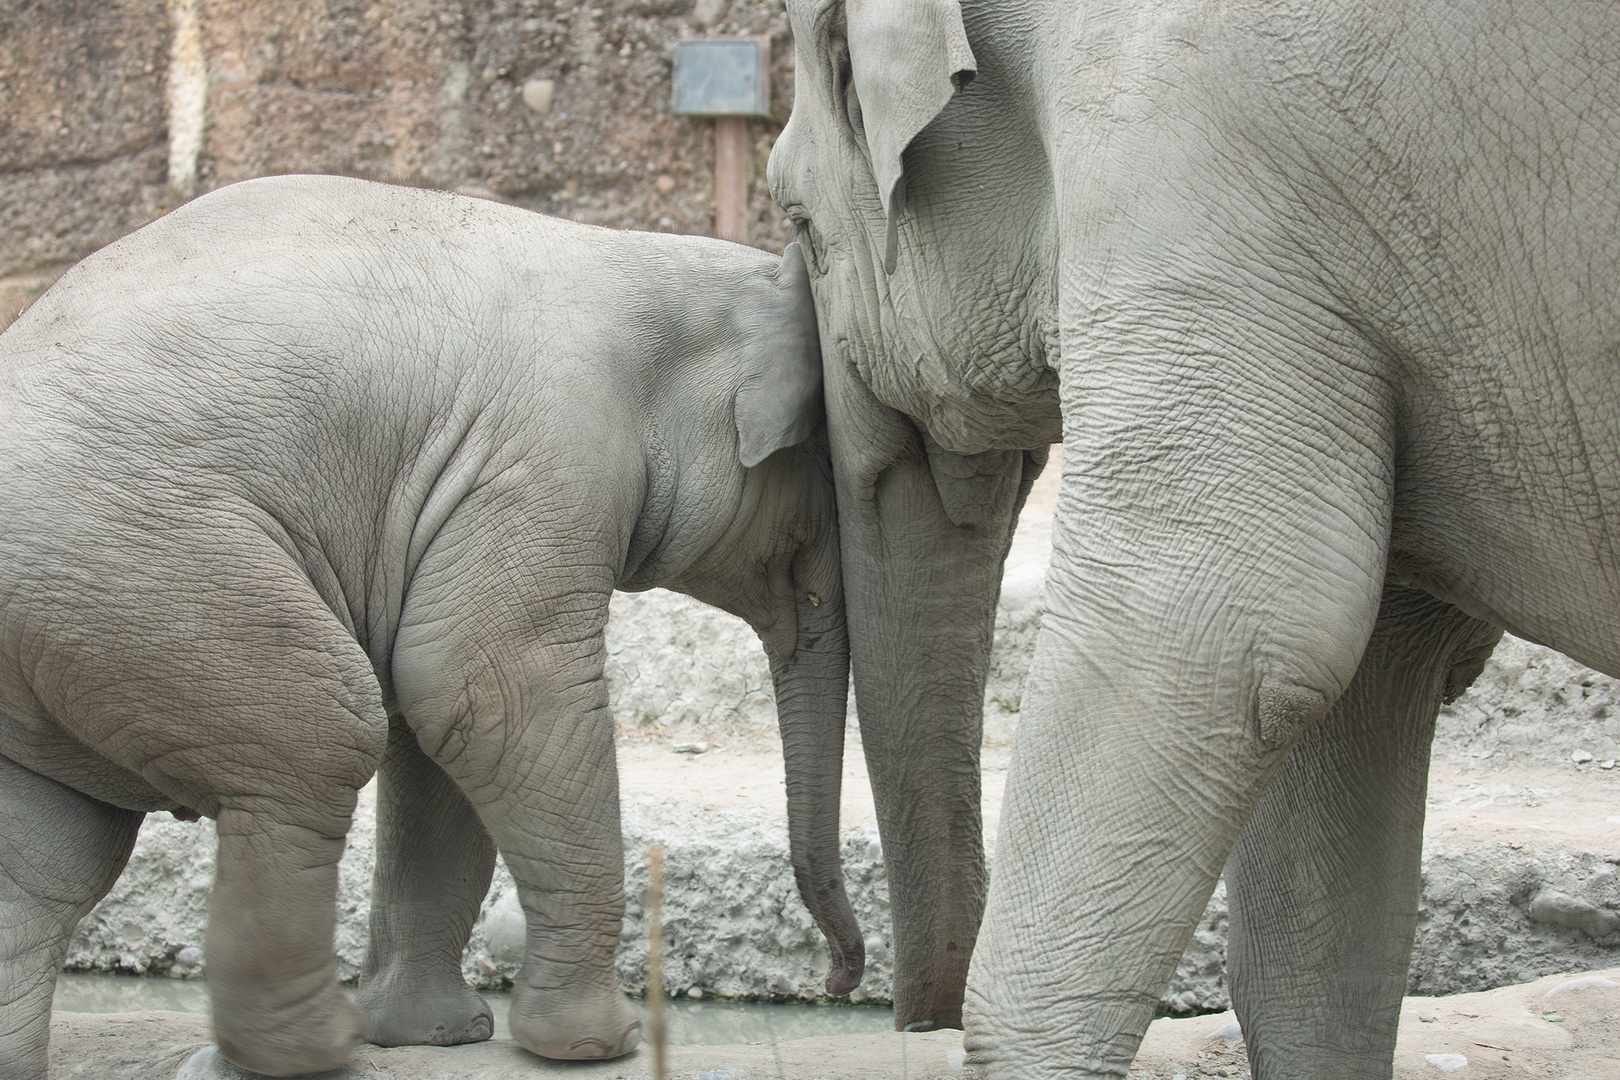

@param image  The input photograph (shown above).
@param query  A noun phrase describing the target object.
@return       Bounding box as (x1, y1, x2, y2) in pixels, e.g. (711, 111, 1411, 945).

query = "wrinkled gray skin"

(770, 1, 1617, 1076)
(0, 175, 862, 1079)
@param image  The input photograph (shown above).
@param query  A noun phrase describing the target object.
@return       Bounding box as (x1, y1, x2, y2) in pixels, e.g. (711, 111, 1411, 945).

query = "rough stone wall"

(2, 0, 797, 323)
(0, 0, 175, 316)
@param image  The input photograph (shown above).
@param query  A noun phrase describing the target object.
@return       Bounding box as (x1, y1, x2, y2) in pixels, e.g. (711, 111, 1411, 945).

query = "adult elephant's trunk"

(822, 351, 1040, 1030)
(769, 528, 864, 996)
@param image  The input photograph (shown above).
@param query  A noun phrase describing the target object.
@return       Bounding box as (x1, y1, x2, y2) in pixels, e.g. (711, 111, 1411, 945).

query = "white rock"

(1525, 889, 1620, 938)
(693, 0, 728, 27)
(521, 78, 554, 115)
(1425, 1052, 1468, 1071)
(482, 889, 525, 965)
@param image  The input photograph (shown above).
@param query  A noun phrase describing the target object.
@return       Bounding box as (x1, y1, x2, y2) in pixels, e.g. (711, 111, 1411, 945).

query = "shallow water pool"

(53, 973, 895, 1045)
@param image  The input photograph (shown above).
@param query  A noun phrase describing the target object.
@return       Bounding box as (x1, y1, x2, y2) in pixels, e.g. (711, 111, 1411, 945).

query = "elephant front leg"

(1226, 584, 1501, 1080)
(356, 715, 497, 1047)
(495, 751, 641, 1064)
(0, 754, 143, 1080)
(432, 699, 638, 1060)
(964, 320, 1399, 1076)
(393, 587, 640, 1062)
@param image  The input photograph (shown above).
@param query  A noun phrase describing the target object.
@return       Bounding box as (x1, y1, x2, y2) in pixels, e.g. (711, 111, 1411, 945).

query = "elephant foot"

(212, 980, 363, 1077)
(508, 983, 641, 1060)
(354, 974, 494, 1047)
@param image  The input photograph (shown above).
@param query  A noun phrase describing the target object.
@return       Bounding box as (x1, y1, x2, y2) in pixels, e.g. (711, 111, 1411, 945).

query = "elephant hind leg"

(40, 535, 386, 1076)
(355, 715, 497, 1047)
(186, 618, 384, 1077)
(0, 754, 142, 1080)
(1227, 584, 1501, 1080)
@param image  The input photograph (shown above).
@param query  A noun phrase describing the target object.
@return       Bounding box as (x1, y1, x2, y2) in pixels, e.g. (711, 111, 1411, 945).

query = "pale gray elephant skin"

(0, 174, 862, 1079)
(769, 1, 1617, 1078)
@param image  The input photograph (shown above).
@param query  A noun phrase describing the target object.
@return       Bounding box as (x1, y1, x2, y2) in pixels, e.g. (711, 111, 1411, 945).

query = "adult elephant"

(769, 1, 1617, 1076)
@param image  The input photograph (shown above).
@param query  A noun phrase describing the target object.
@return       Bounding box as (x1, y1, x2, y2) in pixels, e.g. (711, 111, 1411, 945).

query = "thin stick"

(647, 845, 667, 1080)
(761, 1007, 787, 1080)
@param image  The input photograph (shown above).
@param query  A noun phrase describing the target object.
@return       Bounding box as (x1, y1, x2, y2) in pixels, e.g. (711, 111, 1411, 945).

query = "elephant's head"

(646, 242, 863, 997)
(767, 0, 1061, 457)
(764, 0, 1061, 1030)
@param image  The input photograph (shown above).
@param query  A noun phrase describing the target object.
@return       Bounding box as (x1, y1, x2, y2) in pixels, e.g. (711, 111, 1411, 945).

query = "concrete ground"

(47, 967, 1620, 1078)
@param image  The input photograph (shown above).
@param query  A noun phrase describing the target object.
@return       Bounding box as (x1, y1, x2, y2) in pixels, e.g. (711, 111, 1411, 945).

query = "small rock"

(1602, 759, 1616, 769)
(693, 0, 729, 26)
(945, 1046, 967, 1070)
(656, 174, 676, 195)
(174, 946, 202, 967)
(1206, 1019, 1243, 1043)
(1426, 1053, 1468, 1072)
(522, 78, 555, 114)
(1573, 748, 1595, 763)
(1526, 889, 1620, 938)
(673, 742, 709, 754)
(1543, 1011, 1564, 1022)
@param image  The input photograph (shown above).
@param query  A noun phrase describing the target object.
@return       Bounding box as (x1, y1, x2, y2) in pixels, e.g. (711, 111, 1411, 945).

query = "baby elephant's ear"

(735, 243, 824, 468)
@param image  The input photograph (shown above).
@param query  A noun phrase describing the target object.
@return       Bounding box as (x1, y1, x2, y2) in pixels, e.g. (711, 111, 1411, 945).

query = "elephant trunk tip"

(820, 928, 865, 997)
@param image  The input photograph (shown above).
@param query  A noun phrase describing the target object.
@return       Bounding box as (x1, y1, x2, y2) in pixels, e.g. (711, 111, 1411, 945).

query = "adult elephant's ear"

(735, 243, 824, 467)
(845, 0, 976, 273)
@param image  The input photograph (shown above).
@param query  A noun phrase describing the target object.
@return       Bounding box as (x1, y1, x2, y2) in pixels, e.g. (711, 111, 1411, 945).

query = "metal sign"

(672, 37, 771, 118)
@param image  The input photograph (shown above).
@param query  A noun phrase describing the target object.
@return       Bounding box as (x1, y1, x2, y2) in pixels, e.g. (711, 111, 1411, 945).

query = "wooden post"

(714, 115, 749, 243)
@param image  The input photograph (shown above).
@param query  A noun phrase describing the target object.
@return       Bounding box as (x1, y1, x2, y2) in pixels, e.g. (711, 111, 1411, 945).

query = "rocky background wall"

(1, 0, 797, 326)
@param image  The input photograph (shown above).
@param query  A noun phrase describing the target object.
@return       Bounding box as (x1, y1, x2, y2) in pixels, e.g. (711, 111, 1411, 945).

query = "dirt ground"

(47, 967, 1620, 1078)
(616, 733, 1620, 866)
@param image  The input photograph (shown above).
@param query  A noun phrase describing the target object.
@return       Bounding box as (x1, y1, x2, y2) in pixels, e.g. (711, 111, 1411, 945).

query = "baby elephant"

(0, 174, 862, 1077)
